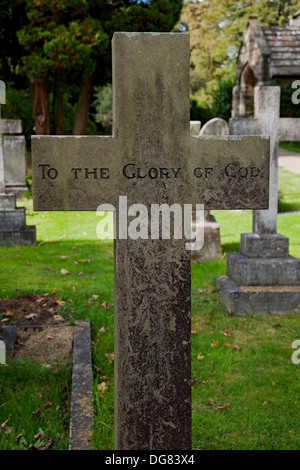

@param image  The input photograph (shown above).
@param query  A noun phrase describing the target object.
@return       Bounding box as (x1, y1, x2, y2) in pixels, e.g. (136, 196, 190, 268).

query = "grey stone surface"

(240, 233, 289, 258)
(69, 320, 93, 451)
(190, 121, 201, 136)
(0, 82, 35, 245)
(215, 275, 300, 315)
(227, 252, 300, 286)
(4, 136, 27, 194)
(0, 326, 16, 356)
(217, 86, 300, 314)
(230, 86, 300, 234)
(31, 33, 270, 450)
(200, 118, 229, 136)
(191, 213, 222, 262)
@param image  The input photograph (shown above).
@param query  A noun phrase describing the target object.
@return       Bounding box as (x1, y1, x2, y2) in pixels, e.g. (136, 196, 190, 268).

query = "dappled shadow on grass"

(222, 242, 240, 254)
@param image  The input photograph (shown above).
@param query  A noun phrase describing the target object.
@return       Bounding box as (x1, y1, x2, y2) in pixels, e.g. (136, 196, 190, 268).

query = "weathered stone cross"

(230, 85, 300, 235)
(32, 33, 269, 450)
(0, 81, 22, 194)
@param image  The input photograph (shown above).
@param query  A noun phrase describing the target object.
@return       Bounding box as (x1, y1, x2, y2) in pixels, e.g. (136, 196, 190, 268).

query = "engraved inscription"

(37, 163, 264, 181)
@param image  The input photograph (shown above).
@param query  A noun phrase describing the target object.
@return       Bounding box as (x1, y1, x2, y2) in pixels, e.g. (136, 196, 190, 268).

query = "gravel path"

(278, 147, 300, 175)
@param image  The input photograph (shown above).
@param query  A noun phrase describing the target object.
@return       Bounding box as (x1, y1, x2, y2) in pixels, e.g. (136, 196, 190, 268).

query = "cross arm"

(189, 135, 270, 210)
(278, 118, 300, 142)
(32, 135, 121, 211)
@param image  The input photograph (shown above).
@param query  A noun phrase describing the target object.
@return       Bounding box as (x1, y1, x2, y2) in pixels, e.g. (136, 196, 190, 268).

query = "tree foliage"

(182, 0, 300, 107)
(1, 0, 183, 135)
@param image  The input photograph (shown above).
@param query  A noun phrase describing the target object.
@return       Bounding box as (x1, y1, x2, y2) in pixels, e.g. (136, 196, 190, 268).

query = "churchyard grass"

(0, 359, 70, 450)
(0, 165, 299, 450)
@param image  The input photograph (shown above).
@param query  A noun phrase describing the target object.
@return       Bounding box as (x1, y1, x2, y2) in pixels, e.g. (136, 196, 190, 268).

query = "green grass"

(0, 360, 70, 450)
(0, 167, 299, 450)
(279, 141, 300, 154)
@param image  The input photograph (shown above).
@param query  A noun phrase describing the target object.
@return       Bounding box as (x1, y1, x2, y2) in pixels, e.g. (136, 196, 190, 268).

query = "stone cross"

(0, 82, 22, 193)
(230, 86, 300, 234)
(32, 33, 269, 450)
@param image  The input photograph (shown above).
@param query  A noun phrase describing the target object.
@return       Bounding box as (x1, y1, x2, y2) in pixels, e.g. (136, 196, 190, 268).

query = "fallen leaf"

(53, 315, 64, 323)
(191, 330, 197, 334)
(202, 380, 210, 384)
(60, 269, 70, 275)
(101, 301, 113, 310)
(98, 382, 107, 392)
(197, 355, 204, 361)
(105, 353, 114, 363)
(52, 288, 57, 295)
(60, 256, 68, 259)
(1, 414, 11, 429)
(16, 433, 23, 443)
(208, 398, 215, 406)
(99, 327, 106, 333)
(4, 310, 14, 318)
(78, 271, 83, 276)
(233, 345, 241, 351)
(262, 401, 268, 406)
(211, 370, 216, 376)
(88, 294, 99, 304)
(210, 339, 218, 348)
(223, 330, 232, 337)
(224, 342, 231, 348)
(24, 313, 38, 320)
(216, 403, 230, 410)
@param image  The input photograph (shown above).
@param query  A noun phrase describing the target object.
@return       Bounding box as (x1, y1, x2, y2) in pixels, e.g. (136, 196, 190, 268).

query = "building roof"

(262, 26, 300, 77)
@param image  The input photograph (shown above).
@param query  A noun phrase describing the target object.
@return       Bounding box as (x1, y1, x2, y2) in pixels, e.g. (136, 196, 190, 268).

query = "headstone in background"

(32, 33, 270, 450)
(4, 136, 27, 196)
(0, 81, 36, 245)
(216, 86, 300, 314)
(190, 120, 201, 136)
(191, 117, 229, 262)
(200, 117, 229, 136)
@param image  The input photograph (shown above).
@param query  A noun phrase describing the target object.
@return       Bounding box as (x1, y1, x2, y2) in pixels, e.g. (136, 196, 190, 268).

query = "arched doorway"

(239, 64, 257, 118)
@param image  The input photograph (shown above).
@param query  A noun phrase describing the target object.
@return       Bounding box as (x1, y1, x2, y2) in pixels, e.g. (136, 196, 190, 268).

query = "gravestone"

(190, 121, 201, 136)
(32, 33, 270, 450)
(3, 136, 27, 196)
(0, 340, 5, 365)
(0, 81, 36, 245)
(199, 117, 229, 136)
(216, 86, 300, 314)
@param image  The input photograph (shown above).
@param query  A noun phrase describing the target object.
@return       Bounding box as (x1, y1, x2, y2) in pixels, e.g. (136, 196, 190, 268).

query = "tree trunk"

(53, 80, 64, 135)
(29, 77, 50, 135)
(73, 71, 93, 135)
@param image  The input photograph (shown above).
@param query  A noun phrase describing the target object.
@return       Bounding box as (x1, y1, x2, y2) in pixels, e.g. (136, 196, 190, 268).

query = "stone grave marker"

(199, 117, 229, 136)
(0, 81, 36, 245)
(216, 86, 300, 314)
(32, 33, 270, 450)
(3, 136, 27, 196)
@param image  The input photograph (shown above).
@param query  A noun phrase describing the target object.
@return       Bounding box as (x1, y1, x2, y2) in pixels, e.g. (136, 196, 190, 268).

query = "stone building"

(232, 11, 300, 118)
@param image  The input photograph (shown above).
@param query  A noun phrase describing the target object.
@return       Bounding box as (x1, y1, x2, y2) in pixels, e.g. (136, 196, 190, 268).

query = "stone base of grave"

(191, 212, 222, 262)
(0, 192, 36, 245)
(5, 183, 28, 198)
(215, 233, 300, 315)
